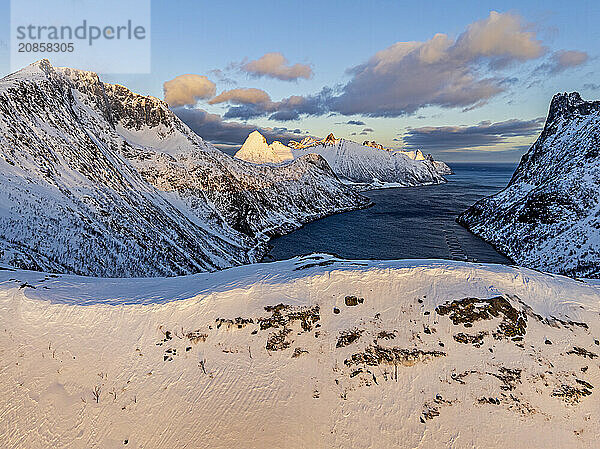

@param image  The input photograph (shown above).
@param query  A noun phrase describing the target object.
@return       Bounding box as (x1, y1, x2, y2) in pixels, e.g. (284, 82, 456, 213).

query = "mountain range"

(0, 60, 370, 277)
(236, 132, 452, 188)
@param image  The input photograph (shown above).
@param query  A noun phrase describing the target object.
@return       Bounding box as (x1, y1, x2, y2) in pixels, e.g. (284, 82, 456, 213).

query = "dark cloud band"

(401, 118, 545, 151)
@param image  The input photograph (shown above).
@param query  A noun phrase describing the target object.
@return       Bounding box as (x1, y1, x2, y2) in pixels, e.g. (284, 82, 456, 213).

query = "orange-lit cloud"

(163, 74, 216, 107)
(241, 52, 312, 81)
(209, 88, 271, 105)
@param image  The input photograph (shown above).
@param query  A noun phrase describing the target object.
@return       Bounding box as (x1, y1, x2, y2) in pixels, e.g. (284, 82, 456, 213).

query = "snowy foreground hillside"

(0, 60, 369, 276)
(1, 255, 599, 448)
(459, 92, 600, 278)
(235, 132, 451, 189)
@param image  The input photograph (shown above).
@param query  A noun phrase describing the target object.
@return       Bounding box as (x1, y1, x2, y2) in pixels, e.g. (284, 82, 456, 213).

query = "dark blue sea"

(266, 163, 516, 264)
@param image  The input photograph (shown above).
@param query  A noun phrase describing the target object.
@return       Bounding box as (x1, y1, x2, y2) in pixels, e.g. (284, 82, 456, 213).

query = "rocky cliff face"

(458, 92, 600, 278)
(0, 60, 370, 276)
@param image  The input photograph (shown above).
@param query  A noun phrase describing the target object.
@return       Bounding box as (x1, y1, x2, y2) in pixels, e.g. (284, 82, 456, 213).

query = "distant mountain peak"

(323, 133, 337, 144)
(288, 136, 318, 149)
(246, 130, 268, 143)
(235, 130, 294, 164)
(288, 133, 340, 149)
(362, 140, 388, 151)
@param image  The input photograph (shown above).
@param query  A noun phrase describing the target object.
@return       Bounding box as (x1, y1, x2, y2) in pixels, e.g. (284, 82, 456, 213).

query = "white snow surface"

(1, 255, 599, 448)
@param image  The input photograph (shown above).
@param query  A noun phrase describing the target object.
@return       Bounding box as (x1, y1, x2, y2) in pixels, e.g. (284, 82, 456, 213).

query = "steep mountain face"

(458, 92, 600, 278)
(0, 60, 370, 276)
(290, 134, 449, 188)
(234, 131, 294, 164)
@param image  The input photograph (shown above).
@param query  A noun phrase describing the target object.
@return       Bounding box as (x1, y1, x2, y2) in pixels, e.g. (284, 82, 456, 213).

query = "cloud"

(329, 11, 544, 117)
(453, 11, 545, 65)
(345, 120, 366, 126)
(207, 69, 238, 86)
(220, 90, 331, 121)
(163, 74, 216, 107)
(402, 117, 545, 151)
(209, 88, 272, 105)
(268, 109, 301, 121)
(241, 52, 313, 81)
(534, 50, 588, 75)
(584, 83, 600, 91)
(217, 12, 546, 120)
(172, 107, 309, 150)
(362, 128, 374, 132)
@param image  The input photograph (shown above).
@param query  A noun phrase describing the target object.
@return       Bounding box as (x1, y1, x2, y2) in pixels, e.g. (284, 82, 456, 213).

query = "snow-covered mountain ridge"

(0, 60, 370, 276)
(292, 134, 451, 187)
(237, 132, 452, 188)
(1, 256, 599, 448)
(458, 92, 600, 278)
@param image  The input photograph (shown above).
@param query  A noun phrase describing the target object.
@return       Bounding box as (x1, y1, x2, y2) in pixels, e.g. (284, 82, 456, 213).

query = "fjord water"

(266, 163, 516, 263)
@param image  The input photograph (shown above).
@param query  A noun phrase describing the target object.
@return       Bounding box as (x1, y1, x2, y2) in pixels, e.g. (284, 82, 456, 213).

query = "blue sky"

(0, 0, 599, 162)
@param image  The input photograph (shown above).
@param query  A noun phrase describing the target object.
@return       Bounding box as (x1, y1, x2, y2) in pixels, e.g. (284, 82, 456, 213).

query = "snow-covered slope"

(458, 92, 600, 278)
(0, 60, 370, 276)
(1, 256, 599, 448)
(290, 134, 449, 188)
(366, 141, 452, 175)
(234, 131, 294, 164)
(431, 159, 453, 175)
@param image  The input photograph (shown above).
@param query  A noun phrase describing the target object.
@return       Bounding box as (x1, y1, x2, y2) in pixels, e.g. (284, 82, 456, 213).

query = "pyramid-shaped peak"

(323, 133, 337, 144)
(243, 130, 267, 145)
(235, 131, 293, 164)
